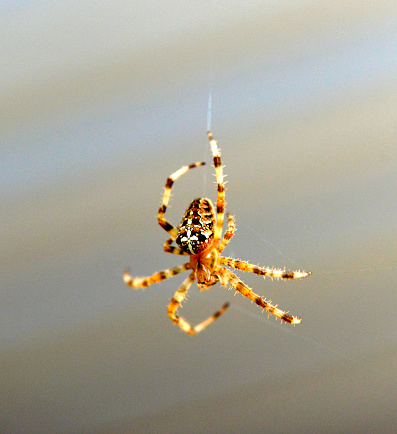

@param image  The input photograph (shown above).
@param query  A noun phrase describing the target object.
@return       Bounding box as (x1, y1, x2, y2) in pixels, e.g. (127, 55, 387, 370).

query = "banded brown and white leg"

(168, 273, 230, 335)
(208, 131, 226, 246)
(218, 267, 302, 324)
(123, 263, 190, 289)
(219, 257, 311, 280)
(217, 213, 236, 253)
(158, 162, 205, 239)
(163, 238, 189, 255)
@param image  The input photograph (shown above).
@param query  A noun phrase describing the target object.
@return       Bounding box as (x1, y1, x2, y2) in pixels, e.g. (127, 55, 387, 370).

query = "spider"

(123, 132, 311, 335)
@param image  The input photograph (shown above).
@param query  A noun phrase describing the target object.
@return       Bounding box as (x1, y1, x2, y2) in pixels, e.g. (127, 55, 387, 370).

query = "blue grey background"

(1, 1, 396, 432)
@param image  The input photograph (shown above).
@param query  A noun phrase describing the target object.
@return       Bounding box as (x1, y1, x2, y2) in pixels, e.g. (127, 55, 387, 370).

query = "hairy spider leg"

(168, 273, 230, 335)
(219, 257, 311, 280)
(123, 263, 190, 288)
(218, 267, 302, 324)
(163, 238, 189, 255)
(158, 162, 205, 239)
(217, 213, 236, 253)
(208, 131, 226, 247)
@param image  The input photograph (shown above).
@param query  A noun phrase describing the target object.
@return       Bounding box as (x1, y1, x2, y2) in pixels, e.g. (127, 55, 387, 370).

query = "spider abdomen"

(176, 198, 215, 255)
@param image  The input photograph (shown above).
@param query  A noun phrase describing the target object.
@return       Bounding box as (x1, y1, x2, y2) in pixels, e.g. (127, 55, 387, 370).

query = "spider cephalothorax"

(124, 132, 311, 335)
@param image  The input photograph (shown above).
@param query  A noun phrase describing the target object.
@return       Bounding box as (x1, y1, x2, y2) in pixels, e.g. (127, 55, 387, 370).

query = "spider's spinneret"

(176, 198, 215, 255)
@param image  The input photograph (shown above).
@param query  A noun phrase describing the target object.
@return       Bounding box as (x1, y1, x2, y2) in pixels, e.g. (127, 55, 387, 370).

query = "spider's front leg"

(218, 267, 302, 324)
(168, 273, 230, 335)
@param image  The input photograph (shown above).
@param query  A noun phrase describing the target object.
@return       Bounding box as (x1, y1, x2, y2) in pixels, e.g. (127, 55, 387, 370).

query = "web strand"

(207, 89, 212, 133)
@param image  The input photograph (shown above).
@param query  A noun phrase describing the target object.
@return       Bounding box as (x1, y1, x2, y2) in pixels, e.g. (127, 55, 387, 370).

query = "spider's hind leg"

(217, 213, 236, 253)
(163, 238, 189, 255)
(208, 132, 226, 246)
(158, 162, 205, 239)
(168, 273, 230, 335)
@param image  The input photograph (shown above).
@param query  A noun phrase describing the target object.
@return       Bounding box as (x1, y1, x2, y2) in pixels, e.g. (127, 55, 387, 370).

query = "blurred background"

(1, 1, 396, 432)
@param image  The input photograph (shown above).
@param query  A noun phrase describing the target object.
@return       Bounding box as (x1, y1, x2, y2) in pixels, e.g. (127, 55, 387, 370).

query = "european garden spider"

(124, 132, 311, 335)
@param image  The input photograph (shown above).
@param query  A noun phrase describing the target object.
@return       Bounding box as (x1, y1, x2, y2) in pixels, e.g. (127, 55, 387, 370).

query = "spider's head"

(190, 248, 219, 290)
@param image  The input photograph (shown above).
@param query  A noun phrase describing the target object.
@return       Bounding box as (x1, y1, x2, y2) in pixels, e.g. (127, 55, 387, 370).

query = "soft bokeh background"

(1, 1, 396, 432)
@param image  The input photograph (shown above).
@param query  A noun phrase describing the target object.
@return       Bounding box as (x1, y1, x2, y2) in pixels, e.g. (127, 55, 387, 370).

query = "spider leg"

(163, 238, 189, 255)
(168, 273, 230, 335)
(218, 267, 302, 324)
(217, 213, 236, 253)
(123, 263, 190, 289)
(158, 162, 205, 239)
(208, 131, 226, 246)
(219, 257, 311, 280)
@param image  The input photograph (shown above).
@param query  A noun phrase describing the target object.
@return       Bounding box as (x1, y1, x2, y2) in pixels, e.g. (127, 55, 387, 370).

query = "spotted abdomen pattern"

(176, 198, 215, 254)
